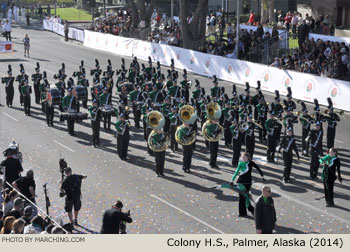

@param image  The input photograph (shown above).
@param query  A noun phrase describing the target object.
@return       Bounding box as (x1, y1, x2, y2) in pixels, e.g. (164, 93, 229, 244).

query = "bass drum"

(48, 88, 61, 106)
(74, 86, 87, 101)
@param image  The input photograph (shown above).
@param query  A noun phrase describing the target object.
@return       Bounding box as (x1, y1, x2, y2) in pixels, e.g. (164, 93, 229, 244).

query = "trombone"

(324, 109, 344, 116)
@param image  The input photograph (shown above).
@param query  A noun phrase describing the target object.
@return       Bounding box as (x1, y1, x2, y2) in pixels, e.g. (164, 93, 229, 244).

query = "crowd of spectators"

(87, 10, 132, 37)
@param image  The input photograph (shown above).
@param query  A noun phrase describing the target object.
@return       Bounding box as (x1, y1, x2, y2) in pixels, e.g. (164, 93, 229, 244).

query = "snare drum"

(74, 86, 87, 101)
(48, 88, 61, 106)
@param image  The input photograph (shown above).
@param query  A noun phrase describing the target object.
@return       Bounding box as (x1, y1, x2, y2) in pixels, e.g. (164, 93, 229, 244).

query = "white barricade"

(43, 20, 84, 42)
(218, 56, 350, 111)
(80, 29, 350, 111)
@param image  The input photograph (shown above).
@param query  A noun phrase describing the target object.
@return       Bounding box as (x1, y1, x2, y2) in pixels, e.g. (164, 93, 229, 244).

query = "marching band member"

(307, 121, 323, 180)
(16, 64, 28, 106)
(231, 152, 264, 217)
(77, 68, 89, 109)
(99, 87, 112, 131)
(169, 104, 179, 152)
(210, 75, 220, 100)
(89, 99, 101, 147)
(21, 78, 32, 116)
(256, 92, 267, 142)
(244, 107, 256, 159)
(31, 62, 42, 104)
(115, 113, 130, 161)
(43, 79, 54, 127)
(319, 148, 342, 207)
(265, 104, 277, 163)
(62, 87, 77, 136)
(2, 65, 15, 107)
(299, 102, 312, 156)
(325, 98, 340, 149)
(277, 125, 300, 183)
(230, 116, 243, 167)
(129, 83, 142, 128)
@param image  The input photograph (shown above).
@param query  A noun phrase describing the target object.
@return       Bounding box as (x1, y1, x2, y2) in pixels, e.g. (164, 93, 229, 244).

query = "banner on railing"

(0, 41, 14, 54)
(308, 33, 350, 45)
(43, 20, 84, 42)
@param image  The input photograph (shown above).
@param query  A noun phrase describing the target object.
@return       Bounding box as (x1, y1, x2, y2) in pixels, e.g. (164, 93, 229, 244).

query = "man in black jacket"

(255, 186, 276, 234)
(101, 201, 133, 234)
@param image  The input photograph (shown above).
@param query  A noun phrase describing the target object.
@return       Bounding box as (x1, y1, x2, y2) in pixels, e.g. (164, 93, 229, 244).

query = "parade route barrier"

(42, 20, 350, 111)
(43, 19, 85, 42)
(0, 41, 14, 54)
(308, 33, 350, 45)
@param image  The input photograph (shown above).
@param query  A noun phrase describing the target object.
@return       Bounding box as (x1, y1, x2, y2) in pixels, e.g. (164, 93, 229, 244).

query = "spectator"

(22, 206, 33, 224)
(209, 14, 216, 35)
(291, 12, 298, 37)
(100, 200, 133, 234)
(0, 210, 3, 231)
(247, 10, 255, 25)
(254, 186, 276, 234)
(60, 167, 87, 226)
(13, 169, 37, 217)
(23, 215, 45, 234)
(3, 19, 12, 41)
(23, 34, 30, 58)
(40, 224, 55, 234)
(256, 23, 264, 40)
(0, 179, 3, 206)
(4, 197, 24, 219)
(322, 22, 330, 35)
(2, 190, 18, 215)
(64, 20, 69, 42)
(25, 10, 30, 26)
(284, 11, 292, 31)
(1, 216, 15, 234)
(11, 218, 25, 234)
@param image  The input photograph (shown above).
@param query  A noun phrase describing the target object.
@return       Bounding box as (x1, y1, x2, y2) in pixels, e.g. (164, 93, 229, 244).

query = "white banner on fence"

(0, 41, 14, 54)
(68, 27, 84, 42)
(308, 33, 350, 45)
(43, 20, 84, 42)
(43, 19, 53, 31)
(82, 30, 350, 111)
(217, 56, 350, 111)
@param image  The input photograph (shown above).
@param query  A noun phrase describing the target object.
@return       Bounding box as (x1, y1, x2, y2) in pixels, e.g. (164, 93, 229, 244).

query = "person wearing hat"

(149, 82, 160, 103)
(167, 75, 180, 101)
(2, 65, 15, 108)
(1, 142, 23, 190)
(90, 59, 102, 80)
(31, 63, 42, 105)
(324, 98, 340, 149)
(210, 75, 220, 100)
(55, 72, 66, 112)
(99, 87, 112, 131)
(230, 117, 243, 167)
(169, 105, 179, 152)
(100, 200, 133, 234)
(12, 169, 37, 217)
(277, 126, 300, 183)
(222, 100, 232, 148)
(242, 82, 251, 106)
(180, 70, 190, 103)
(60, 167, 87, 226)
(161, 96, 171, 133)
(265, 106, 277, 163)
(307, 121, 323, 179)
(62, 88, 77, 136)
(231, 152, 264, 217)
(256, 94, 267, 142)
(89, 99, 102, 148)
(282, 103, 298, 134)
(151, 129, 167, 177)
(273, 90, 283, 146)
(16, 64, 28, 106)
(244, 108, 256, 159)
(286, 87, 296, 112)
(129, 84, 142, 128)
(165, 70, 173, 90)
(115, 113, 130, 161)
(43, 80, 54, 127)
(77, 69, 89, 109)
(299, 102, 312, 156)
(23, 206, 34, 224)
(20, 78, 32, 116)
(319, 147, 343, 207)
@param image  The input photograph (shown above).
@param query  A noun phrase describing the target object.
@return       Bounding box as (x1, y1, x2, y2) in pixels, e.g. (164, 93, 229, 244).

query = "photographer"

(0, 142, 23, 189)
(100, 201, 133, 234)
(60, 167, 87, 226)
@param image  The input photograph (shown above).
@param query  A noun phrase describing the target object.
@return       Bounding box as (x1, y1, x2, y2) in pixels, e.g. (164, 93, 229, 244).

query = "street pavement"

(0, 23, 349, 234)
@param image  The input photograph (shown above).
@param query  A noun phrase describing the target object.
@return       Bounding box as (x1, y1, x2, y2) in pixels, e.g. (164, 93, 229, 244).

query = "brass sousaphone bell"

(202, 102, 225, 142)
(147, 111, 168, 152)
(175, 105, 197, 146)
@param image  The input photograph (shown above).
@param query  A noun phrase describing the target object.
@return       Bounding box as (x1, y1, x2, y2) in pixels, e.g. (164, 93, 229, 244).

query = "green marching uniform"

(151, 132, 166, 176)
(31, 73, 42, 104)
(129, 89, 142, 128)
(179, 126, 194, 172)
(99, 92, 112, 130)
(210, 86, 219, 99)
(20, 84, 32, 115)
(39, 82, 47, 112)
(62, 93, 77, 135)
(206, 122, 220, 168)
(115, 118, 130, 160)
(265, 118, 276, 162)
(169, 111, 179, 152)
(319, 154, 342, 207)
(88, 104, 101, 147)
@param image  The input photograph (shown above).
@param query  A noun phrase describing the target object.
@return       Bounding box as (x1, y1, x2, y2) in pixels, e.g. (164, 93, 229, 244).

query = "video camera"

(120, 210, 131, 234)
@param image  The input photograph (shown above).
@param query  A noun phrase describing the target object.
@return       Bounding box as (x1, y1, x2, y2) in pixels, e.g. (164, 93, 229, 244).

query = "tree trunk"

(179, 0, 208, 50)
(268, 0, 275, 24)
(261, 0, 268, 24)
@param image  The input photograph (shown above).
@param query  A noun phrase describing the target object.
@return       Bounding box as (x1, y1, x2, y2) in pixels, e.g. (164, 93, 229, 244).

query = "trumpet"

(291, 111, 301, 116)
(324, 109, 344, 116)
